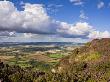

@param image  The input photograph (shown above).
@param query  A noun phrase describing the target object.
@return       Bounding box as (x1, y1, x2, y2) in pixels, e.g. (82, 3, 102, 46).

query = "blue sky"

(10, 0, 110, 30)
(0, 0, 110, 42)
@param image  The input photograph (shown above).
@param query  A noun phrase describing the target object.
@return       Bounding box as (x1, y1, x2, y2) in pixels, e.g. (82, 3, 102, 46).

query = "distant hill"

(0, 42, 84, 47)
(53, 38, 110, 82)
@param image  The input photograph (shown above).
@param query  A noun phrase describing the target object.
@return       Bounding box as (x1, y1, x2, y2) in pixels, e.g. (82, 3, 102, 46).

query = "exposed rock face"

(86, 38, 110, 55)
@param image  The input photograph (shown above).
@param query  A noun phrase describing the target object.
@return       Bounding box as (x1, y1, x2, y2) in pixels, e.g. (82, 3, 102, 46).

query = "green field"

(48, 53, 64, 59)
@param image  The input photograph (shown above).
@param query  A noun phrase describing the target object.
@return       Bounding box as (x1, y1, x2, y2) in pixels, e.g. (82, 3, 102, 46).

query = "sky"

(0, 0, 110, 42)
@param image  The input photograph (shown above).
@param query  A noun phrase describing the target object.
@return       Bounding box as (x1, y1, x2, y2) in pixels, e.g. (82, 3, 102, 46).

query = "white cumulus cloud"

(0, 1, 57, 34)
(79, 10, 88, 20)
(88, 31, 110, 39)
(70, 0, 84, 6)
(97, 1, 104, 9)
(57, 22, 93, 38)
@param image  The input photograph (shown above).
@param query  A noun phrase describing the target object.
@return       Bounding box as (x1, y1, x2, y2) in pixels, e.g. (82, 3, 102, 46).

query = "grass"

(48, 54, 64, 59)
(85, 52, 101, 61)
(18, 63, 31, 68)
(74, 52, 101, 62)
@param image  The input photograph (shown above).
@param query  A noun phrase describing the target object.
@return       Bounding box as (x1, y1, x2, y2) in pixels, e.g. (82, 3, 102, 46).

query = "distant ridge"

(0, 42, 84, 47)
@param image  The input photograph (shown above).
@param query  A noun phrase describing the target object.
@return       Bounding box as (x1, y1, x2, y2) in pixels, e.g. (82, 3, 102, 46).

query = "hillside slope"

(52, 38, 110, 82)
